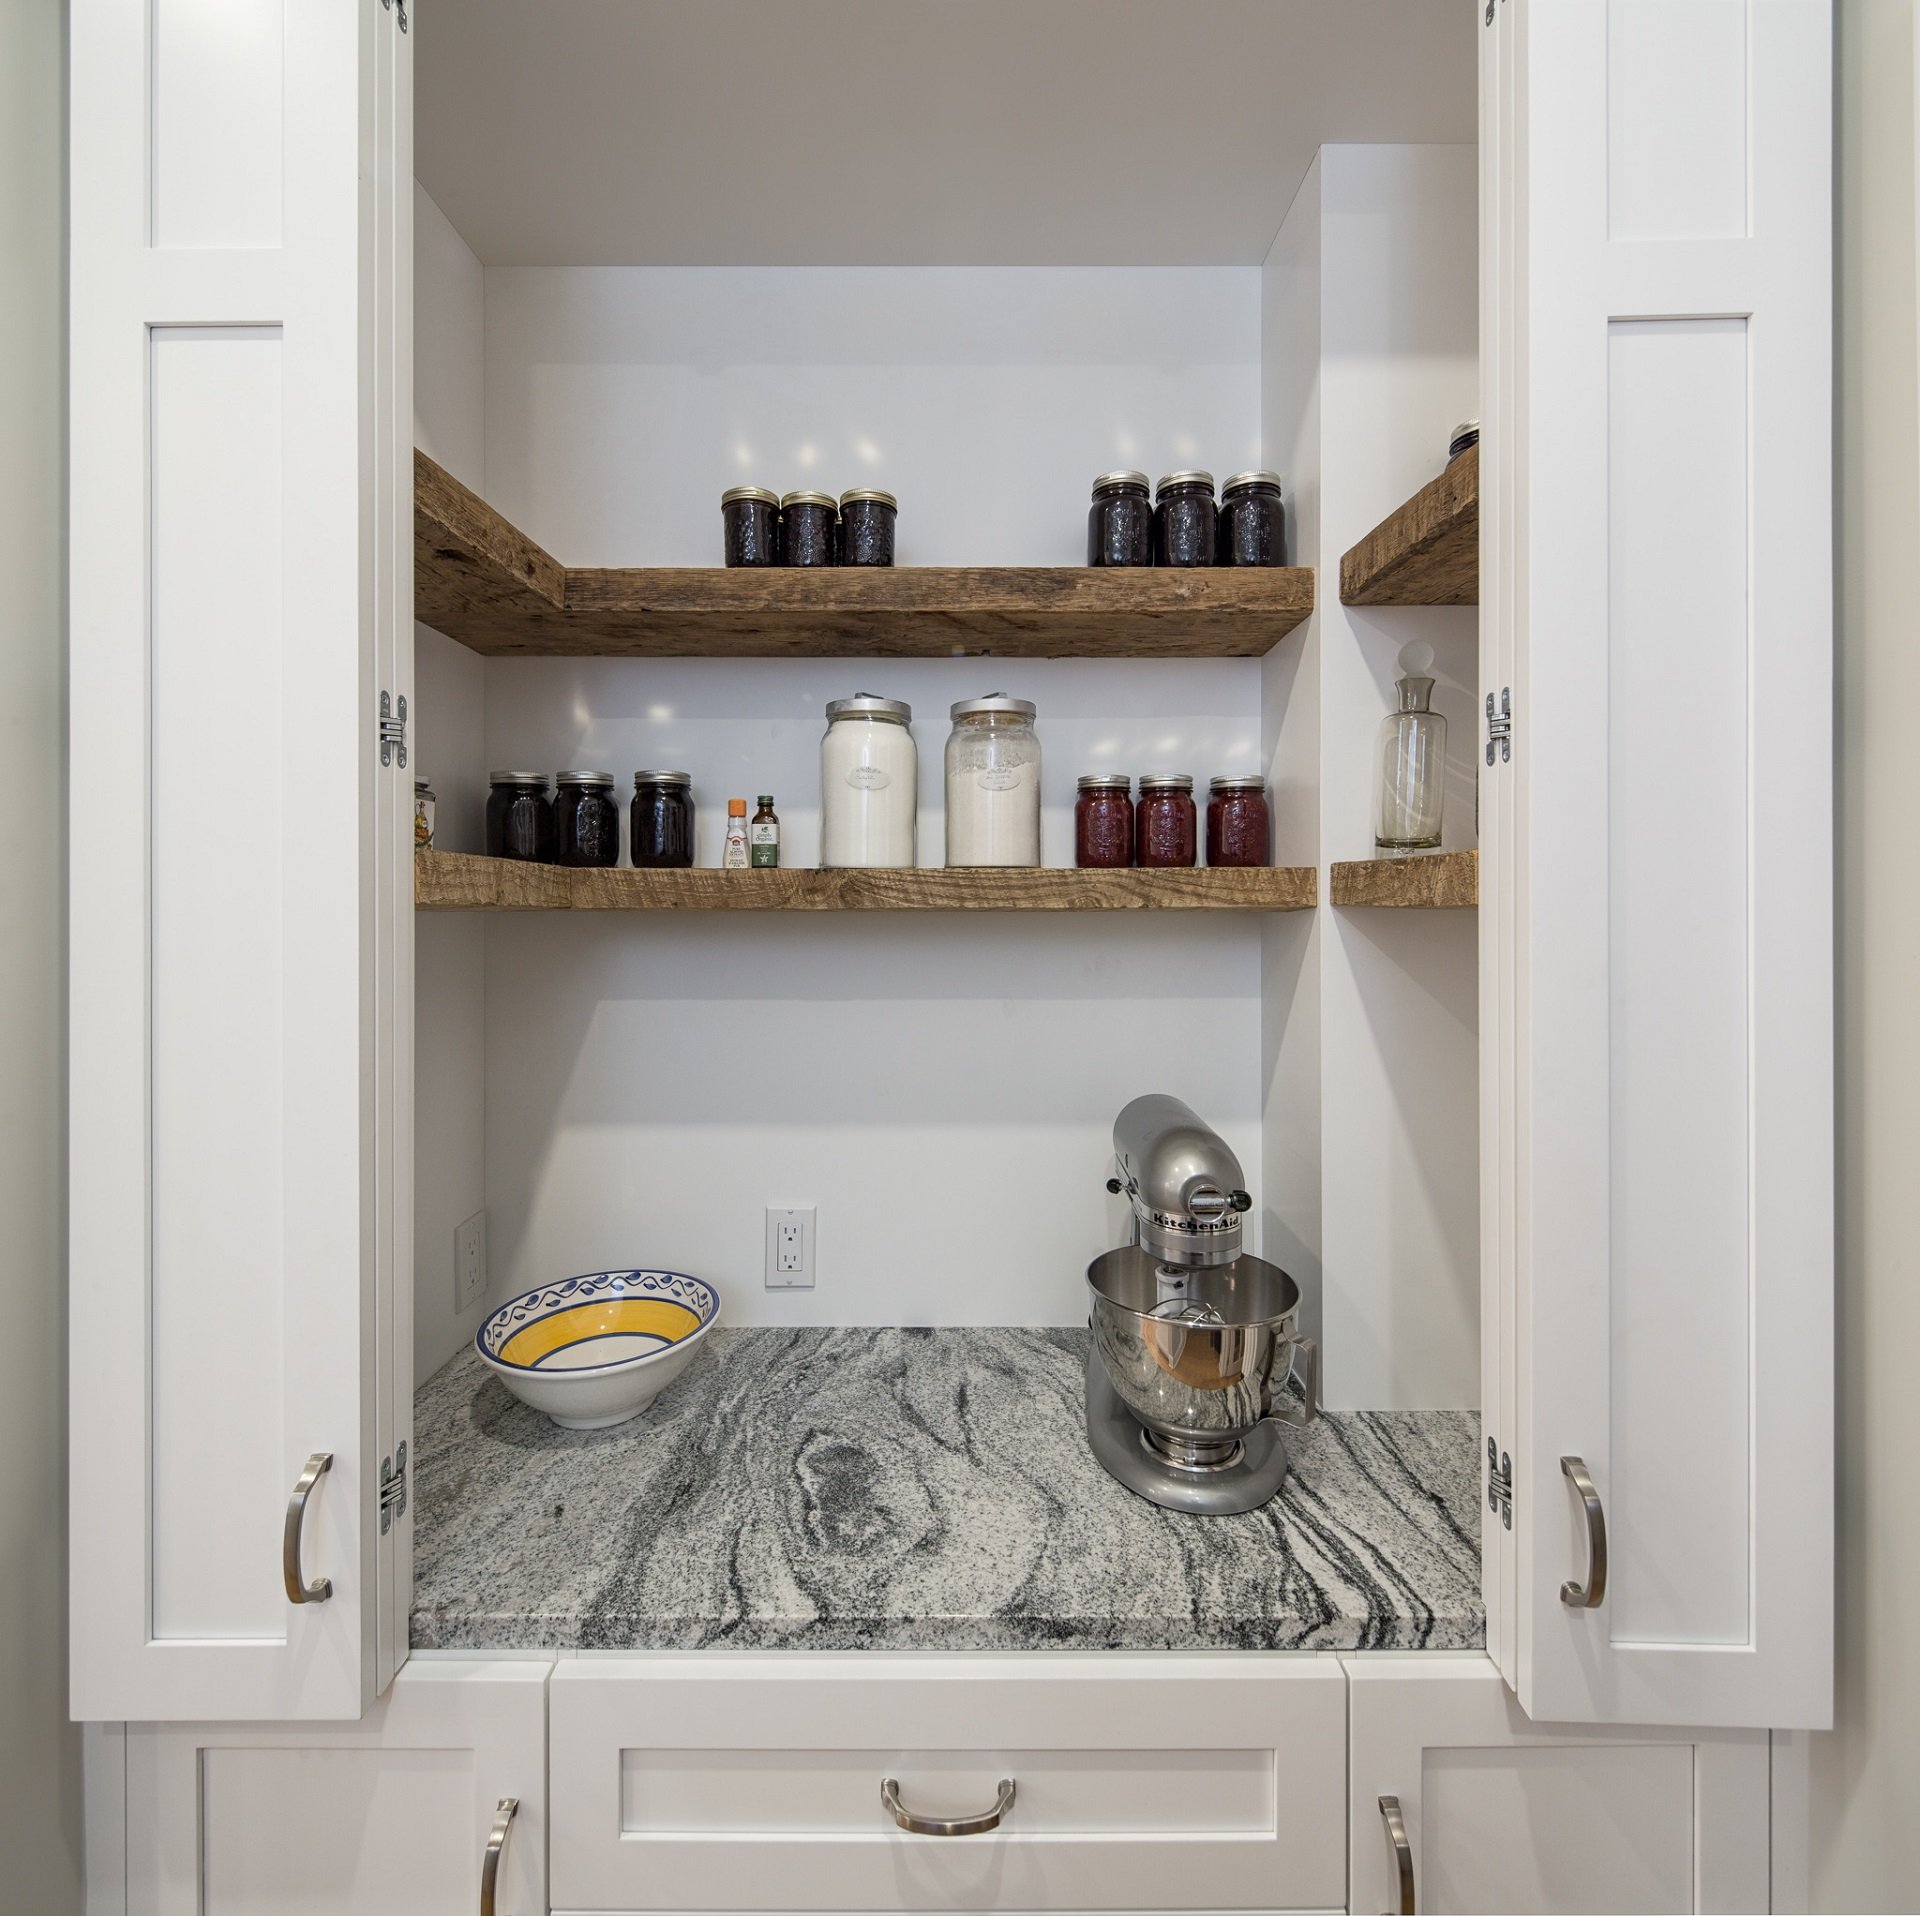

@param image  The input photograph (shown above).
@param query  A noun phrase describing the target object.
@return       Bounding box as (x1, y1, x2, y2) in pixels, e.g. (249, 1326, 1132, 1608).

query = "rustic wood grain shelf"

(416, 450, 1315, 659)
(1330, 849, 1478, 908)
(1339, 443, 1478, 607)
(416, 850, 1317, 913)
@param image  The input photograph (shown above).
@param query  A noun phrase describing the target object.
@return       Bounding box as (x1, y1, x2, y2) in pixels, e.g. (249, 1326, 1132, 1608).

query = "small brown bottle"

(749, 794, 780, 868)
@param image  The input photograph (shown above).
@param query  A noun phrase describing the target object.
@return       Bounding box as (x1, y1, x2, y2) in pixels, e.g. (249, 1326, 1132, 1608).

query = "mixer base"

(1083, 1346, 1292, 1515)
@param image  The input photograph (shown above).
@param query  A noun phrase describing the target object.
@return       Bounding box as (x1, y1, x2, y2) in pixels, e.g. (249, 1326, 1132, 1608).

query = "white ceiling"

(415, 1, 1478, 268)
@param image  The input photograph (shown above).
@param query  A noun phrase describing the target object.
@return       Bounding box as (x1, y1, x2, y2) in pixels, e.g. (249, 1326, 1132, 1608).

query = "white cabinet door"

(69, 0, 414, 1720)
(1479, 0, 1834, 1728)
(1345, 1658, 1769, 1916)
(122, 1662, 547, 1916)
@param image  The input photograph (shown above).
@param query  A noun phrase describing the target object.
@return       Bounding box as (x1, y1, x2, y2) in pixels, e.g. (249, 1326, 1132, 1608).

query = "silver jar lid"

(1077, 773, 1132, 791)
(781, 489, 838, 511)
(1220, 470, 1283, 497)
(838, 487, 898, 510)
(414, 776, 434, 793)
(825, 694, 912, 723)
(1449, 419, 1481, 458)
(720, 484, 780, 508)
(1156, 470, 1215, 496)
(1091, 468, 1151, 494)
(556, 770, 616, 788)
(1208, 774, 1267, 792)
(1138, 773, 1194, 791)
(950, 694, 1037, 720)
(488, 770, 549, 787)
(632, 770, 692, 787)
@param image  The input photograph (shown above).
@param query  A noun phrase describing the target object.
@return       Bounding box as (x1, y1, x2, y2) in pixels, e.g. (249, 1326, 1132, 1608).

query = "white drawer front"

(550, 1655, 1346, 1912)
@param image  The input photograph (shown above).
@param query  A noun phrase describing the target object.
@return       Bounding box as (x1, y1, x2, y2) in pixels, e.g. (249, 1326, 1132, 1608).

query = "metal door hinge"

(381, 0, 408, 29)
(379, 691, 408, 768)
(1485, 688, 1512, 766)
(1486, 1436, 1513, 1530)
(379, 1441, 408, 1533)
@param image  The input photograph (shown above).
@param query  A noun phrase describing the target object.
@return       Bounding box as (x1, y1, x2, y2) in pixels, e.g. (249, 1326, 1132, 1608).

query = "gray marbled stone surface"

(411, 1327, 1482, 1653)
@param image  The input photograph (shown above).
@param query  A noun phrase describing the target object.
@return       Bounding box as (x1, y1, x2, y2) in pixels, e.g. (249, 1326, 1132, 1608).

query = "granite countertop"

(411, 1327, 1482, 1654)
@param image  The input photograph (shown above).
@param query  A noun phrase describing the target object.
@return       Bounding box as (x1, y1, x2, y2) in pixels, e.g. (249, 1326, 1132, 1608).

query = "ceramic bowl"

(475, 1269, 721, 1429)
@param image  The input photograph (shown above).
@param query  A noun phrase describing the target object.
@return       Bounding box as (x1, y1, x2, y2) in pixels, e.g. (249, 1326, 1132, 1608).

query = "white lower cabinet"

(122, 1661, 548, 1916)
(1343, 1659, 1770, 1916)
(547, 1655, 1348, 1915)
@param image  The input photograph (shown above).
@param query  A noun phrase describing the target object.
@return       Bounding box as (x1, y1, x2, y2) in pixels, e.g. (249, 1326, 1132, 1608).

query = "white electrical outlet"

(455, 1211, 488, 1311)
(764, 1207, 815, 1289)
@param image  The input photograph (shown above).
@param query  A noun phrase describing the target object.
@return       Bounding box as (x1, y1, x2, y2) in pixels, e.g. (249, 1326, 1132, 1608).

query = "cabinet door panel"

(69, 0, 414, 1720)
(1479, 0, 1833, 1728)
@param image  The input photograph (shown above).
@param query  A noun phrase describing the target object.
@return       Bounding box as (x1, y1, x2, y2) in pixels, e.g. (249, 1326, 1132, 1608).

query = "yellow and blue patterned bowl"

(475, 1269, 721, 1429)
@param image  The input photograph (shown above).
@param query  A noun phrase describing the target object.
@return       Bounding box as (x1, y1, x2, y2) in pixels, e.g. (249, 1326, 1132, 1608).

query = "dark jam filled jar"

(720, 486, 781, 566)
(1075, 774, 1134, 867)
(1206, 775, 1272, 867)
(1218, 471, 1287, 566)
(838, 488, 897, 565)
(630, 771, 694, 868)
(554, 771, 620, 867)
(780, 491, 838, 567)
(1136, 774, 1198, 867)
(485, 772, 554, 862)
(1154, 471, 1217, 567)
(1086, 470, 1153, 566)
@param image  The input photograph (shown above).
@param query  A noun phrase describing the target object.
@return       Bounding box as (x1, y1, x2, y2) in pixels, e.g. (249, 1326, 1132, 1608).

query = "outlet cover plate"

(764, 1207, 815, 1289)
(455, 1211, 488, 1312)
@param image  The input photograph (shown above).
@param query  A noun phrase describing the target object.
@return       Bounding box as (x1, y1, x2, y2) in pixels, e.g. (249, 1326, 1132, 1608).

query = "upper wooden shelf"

(1339, 444, 1478, 608)
(416, 850, 1316, 914)
(415, 451, 1315, 660)
(1330, 850, 1478, 909)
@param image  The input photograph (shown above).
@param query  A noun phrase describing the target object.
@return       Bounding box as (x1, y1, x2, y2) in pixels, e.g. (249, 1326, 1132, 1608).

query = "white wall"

(0, 0, 83, 1903)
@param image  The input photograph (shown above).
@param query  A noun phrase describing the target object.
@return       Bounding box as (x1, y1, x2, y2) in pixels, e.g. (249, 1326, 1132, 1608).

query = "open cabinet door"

(69, 0, 414, 1720)
(1480, 0, 1833, 1730)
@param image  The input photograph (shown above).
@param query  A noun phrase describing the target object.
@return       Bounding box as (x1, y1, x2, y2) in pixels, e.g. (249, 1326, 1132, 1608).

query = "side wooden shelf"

(416, 850, 1317, 913)
(415, 451, 1315, 660)
(1330, 850, 1478, 909)
(1339, 444, 1478, 607)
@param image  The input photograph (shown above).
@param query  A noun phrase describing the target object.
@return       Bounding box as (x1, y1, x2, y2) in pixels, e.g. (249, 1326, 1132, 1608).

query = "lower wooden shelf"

(1330, 850, 1478, 908)
(416, 850, 1317, 913)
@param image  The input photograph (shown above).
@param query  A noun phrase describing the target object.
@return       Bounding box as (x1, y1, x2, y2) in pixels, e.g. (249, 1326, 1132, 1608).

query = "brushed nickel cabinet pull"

(1560, 1454, 1608, 1608)
(282, 1451, 334, 1604)
(1379, 1794, 1416, 1914)
(480, 1797, 517, 1916)
(881, 1775, 1015, 1836)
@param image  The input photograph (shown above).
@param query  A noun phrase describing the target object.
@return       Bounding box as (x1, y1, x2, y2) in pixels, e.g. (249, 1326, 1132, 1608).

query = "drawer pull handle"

(1378, 1794, 1416, 1915)
(1559, 1454, 1608, 1608)
(480, 1796, 517, 1916)
(881, 1775, 1015, 1837)
(282, 1451, 334, 1604)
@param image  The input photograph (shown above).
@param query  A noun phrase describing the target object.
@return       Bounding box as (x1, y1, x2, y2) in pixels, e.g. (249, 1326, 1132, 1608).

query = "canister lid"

(1449, 419, 1481, 458)
(556, 770, 616, 787)
(632, 769, 692, 787)
(1091, 468, 1151, 494)
(950, 694, 1037, 720)
(781, 489, 838, 511)
(1220, 470, 1283, 496)
(488, 770, 549, 788)
(838, 487, 898, 509)
(825, 694, 912, 723)
(414, 777, 433, 793)
(720, 485, 781, 508)
(1077, 772, 1132, 790)
(1138, 772, 1194, 791)
(1155, 470, 1215, 496)
(1208, 774, 1267, 792)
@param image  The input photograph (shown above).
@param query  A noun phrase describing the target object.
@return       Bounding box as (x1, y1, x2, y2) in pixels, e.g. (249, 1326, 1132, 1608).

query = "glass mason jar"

(1206, 775, 1271, 867)
(1218, 471, 1286, 566)
(1075, 774, 1134, 867)
(945, 696, 1041, 868)
(1136, 773, 1197, 867)
(554, 771, 621, 867)
(821, 696, 917, 868)
(485, 772, 554, 862)
(720, 485, 781, 566)
(630, 771, 695, 868)
(838, 488, 897, 566)
(413, 777, 436, 853)
(780, 491, 838, 567)
(1087, 470, 1153, 567)
(1154, 470, 1216, 567)
(1375, 654, 1447, 853)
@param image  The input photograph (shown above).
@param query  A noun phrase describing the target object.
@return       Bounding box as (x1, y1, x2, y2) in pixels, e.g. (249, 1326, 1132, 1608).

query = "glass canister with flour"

(945, 696, 1041, 868)
(820, 695, 917, 868)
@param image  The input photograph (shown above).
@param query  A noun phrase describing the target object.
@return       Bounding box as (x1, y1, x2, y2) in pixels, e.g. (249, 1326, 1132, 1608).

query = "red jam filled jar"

(1136, 774, 1197, 867)
(1207, 774, 1271, 866)
(1075, 774, 1134, 867)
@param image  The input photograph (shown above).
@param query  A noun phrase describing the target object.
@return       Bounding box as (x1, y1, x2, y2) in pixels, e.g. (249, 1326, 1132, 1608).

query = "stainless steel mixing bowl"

(1087, 1246, 1318, 1469)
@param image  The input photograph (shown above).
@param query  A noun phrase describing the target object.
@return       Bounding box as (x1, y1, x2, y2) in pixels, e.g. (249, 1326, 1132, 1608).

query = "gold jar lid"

(1220, 470, 1283, 496)
(838, 487, 897, 510)
(720, 485, 781, 508)
(780, 489, 837, 511)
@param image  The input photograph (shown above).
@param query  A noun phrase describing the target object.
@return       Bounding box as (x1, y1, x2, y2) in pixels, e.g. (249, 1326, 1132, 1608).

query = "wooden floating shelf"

(416, 850, 1317, 914)
(1330, 850, 1478, 909)
(1339, 443, 1478, 608)
(416, 450, 1315, 660)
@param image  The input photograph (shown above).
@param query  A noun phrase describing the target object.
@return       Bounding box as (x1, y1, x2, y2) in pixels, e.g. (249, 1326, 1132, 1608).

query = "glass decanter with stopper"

(1374, 640, 1446, 853)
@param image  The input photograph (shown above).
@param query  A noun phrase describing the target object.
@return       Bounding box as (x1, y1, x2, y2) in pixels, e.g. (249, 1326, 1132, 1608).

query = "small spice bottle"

(723, 799, 750, 868)
(1218, 471, 1287, 566)
(413, 777, 436, 853)
(554, 771, 621, 868)
(1087, 470, 1153, 567)
(1154, 471, 1216, 567)
(781, 491, 838, 567)
(721, 486, 781, 566)
(1136, 774, 1198, 867)
(749, 795, 780, 868)
(1075, 774, 1133, 867)
(631, 771, 694, 868)
(838, 489, 897, 566)
(1206, 775, 1271, 867)
(485, 772, 554, 863)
